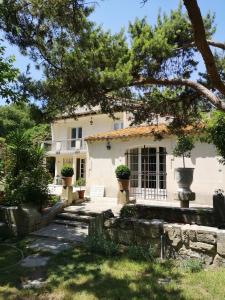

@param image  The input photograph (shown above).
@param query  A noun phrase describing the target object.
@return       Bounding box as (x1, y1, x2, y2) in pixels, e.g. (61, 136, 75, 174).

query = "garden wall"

(89, 213, 225, 267)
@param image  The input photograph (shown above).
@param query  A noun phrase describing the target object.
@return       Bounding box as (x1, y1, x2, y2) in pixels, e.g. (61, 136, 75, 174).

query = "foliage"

(0, 42, 20, 103)
(115, 165, 131, 179)
(85, 235, 119, 257)
(0, 103, 50, 139)
(75, 177, 86, 187)
(3, 130, 50, 207)
(127, 244, 155, 262)
(179, 258, 204, 273)
(61, 165, 74, 177)
(120, 205, 138, 218)
(173, 135, 195, 167)
(0, 1, 221, 126)
(204, 111, 225, 164)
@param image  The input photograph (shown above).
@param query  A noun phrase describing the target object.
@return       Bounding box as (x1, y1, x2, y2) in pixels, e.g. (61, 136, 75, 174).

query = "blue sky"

(1, 0, 225, 104)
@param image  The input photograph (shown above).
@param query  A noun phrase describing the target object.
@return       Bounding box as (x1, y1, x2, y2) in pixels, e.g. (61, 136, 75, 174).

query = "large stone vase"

(62, 176, 72, 187)
(174, 168, 195, 208)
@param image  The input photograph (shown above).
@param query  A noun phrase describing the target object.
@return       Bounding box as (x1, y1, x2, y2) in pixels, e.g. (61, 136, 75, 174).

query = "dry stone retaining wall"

(90, 215, 225, 267)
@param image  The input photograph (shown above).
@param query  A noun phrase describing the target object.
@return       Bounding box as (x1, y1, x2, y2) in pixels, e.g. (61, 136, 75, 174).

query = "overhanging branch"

(183, 0, 225, 95)
(131, 76, 225, 111)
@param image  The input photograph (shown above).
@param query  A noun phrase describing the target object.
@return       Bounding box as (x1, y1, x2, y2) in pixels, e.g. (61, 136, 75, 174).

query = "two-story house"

(44, 107, 225, 206)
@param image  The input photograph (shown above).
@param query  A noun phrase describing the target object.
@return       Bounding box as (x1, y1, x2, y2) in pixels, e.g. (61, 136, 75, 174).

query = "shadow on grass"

(45, 248, 185, 300)
(0, 242, 186, 300)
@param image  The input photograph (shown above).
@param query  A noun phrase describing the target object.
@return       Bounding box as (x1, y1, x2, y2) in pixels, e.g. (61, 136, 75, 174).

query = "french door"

(71, 127, 82, 148)
(127, 146, 167, 200)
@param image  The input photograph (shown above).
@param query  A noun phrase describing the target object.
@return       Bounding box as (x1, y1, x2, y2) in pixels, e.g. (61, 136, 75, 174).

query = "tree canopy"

(0, 0, 225, 126)
(0, 42, 19, 102)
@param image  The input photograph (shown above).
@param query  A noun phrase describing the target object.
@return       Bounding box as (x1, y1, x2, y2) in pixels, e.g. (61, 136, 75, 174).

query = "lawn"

(1, 241, 225, 300)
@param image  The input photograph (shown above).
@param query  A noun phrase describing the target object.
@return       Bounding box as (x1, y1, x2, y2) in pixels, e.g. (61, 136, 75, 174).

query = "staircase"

(31, 204, 97, 244)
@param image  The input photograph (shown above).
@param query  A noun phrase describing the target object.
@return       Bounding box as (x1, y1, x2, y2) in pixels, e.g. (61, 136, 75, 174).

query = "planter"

(174, 168, 195, 207)
(78, 190, 85, 199)
(62, 176, 72, 187)
(118, 179, 130, 191)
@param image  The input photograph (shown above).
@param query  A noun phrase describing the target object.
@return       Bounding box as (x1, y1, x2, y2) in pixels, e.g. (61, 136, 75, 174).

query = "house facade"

(44, 108, 225, 206)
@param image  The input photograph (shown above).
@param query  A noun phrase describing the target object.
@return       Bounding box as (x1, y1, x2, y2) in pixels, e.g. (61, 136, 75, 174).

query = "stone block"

(181, 224, 191, 246)
(213, 254, 225, 267)
(133, 219, 163, 239)
(216, 231, 225, 257)
(196, 227, 217, 245)
(118, 218, 135, 230)
(117, 230, 134, 245)
(164, 224, 182, 248)
(189, 241, 215, 253)
(104, 218, 117, 228)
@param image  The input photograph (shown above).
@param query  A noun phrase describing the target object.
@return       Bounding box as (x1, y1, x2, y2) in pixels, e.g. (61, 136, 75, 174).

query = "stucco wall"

(52, 112, 124, 141)
(86, 136, 225, 206)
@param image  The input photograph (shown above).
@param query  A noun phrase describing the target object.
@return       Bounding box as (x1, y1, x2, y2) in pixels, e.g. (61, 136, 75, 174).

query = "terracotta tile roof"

(85, 124, 199, 142)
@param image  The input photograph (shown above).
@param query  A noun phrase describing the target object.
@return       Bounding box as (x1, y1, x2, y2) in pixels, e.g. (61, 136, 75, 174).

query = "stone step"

(53, 218, 89, 228)
(57, 212, 94, 223)
(63, 206, 99, 217)
(31, 223, 88, 244)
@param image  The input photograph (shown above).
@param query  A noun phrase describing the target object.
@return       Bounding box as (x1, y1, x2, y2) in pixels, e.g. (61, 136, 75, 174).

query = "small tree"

(3, 130, 50, 207)
(173, 135, 195, 168)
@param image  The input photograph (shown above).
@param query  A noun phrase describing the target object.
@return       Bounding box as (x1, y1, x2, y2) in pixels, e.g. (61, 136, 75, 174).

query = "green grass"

(1, 241, 225, 300)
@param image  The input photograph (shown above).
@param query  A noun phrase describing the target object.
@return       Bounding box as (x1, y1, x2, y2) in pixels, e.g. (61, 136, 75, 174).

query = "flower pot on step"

(78, 190, 85, 199)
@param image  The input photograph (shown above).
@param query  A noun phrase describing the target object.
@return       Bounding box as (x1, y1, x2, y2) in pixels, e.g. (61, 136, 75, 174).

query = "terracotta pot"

(118, 179, 130, 191)
(62, 176, 72, 187)
(78, 190, 85, 199)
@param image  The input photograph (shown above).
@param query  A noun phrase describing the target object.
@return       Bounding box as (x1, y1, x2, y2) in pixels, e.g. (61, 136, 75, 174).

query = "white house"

(44, 107, 225, 206)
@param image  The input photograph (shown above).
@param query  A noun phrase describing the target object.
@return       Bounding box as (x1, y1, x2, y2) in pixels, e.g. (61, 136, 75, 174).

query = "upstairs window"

(113, 122, 124, 130)
(71, 127, 82, 148)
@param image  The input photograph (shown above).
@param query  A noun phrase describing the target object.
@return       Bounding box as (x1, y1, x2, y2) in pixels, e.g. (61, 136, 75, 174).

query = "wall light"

(90, 117, 94, 125)
(106, 141, 111, 150)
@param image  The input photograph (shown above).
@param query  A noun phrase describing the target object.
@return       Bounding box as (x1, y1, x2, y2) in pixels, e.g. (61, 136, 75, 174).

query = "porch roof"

(85, 124, 200, 142)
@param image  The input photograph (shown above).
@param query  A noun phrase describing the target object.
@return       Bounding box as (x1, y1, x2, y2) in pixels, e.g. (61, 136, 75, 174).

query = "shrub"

(180, 258, 204, 273)
(75, 177, 86, 187)
(115, 165, 131, 179)
(3, 130, 50, 208)
(61, 165, 74, 177)
(127, 244, 155, 262)
(85, 235, 119, 257)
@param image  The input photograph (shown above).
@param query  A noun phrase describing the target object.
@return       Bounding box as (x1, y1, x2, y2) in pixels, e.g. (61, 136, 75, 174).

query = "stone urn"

(174, 168, 195, 208)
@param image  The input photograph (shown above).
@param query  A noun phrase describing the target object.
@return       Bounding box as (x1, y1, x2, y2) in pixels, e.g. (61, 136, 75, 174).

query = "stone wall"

(90, 214, 225, 267)
(120, 204, 215, 227)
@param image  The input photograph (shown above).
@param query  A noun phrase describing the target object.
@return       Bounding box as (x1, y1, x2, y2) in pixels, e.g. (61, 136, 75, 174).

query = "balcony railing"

(42, 138, 86, 154)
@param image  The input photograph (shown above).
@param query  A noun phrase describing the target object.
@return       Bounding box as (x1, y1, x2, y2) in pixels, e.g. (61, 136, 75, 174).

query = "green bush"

(115, 165, 131, 179)
(85, 235, 119, 257)
(75, 177, 86, 187)
(3, 130, 50, 208)
(180, 258, 204, 273)
(127, 244, 155, 262)
(61, 165, 74, 177)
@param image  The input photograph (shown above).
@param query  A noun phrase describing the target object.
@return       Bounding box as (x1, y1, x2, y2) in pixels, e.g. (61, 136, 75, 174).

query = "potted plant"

(61, 165, 74, 187)
(115, 165, 131, 191)
(173, 135, 195, 207)
(76, 177, 86, 199)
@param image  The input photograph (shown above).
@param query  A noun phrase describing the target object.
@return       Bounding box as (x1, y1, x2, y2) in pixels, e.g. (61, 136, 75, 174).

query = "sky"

(1, 0, 225, 105)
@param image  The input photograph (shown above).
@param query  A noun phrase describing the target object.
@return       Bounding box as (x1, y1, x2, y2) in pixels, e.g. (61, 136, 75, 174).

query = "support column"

(72, 156, 76, 185)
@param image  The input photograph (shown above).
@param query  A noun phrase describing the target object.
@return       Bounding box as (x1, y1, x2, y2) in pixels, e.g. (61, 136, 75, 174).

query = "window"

(113, 122, 123, 130)
(76, 158, 86, 180)
(71, 127, 82, 148)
